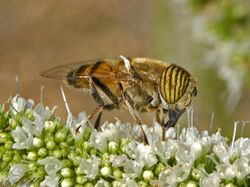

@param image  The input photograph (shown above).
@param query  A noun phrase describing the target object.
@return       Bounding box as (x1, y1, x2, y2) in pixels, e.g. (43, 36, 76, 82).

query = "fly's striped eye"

(160, 65, 190, 104)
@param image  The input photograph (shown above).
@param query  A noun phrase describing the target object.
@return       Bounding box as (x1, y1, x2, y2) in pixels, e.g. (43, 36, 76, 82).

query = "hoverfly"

(41, 56, 197, 144)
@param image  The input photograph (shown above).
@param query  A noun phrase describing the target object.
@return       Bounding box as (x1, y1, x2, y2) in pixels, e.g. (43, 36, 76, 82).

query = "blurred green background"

(0, 0, 249, 144)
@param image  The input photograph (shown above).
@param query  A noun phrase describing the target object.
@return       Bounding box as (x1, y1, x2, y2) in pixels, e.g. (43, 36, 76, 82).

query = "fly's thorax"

(159, 64, 196, 109)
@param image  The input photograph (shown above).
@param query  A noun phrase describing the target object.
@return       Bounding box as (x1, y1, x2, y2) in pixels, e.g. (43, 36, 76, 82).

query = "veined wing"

(40, 58, 134, 81)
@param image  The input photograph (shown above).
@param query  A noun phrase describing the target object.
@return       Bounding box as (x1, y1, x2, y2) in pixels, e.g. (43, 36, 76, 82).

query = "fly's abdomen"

(160, 65, 190, 104)
(67, 64, 92, 89)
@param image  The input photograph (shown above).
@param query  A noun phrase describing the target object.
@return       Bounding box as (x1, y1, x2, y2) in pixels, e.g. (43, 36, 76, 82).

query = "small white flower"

(159, 165, 191, 186)
(200, 131, 212, 153)
(211, 129, 227, 145)
(33, 104, 56, 122)
(166, 127, 176, 139)
(95, 178, 110, 187)
(200, 172, 221, 187)
(22, 118, 43, 137)
(213, 143, 234, 164)
(109, 119, 135, 139)
(176, 144, 191, 164)
(21, 104, 56, 137)
(154, 139, 179, 163)
(135, 143, 158, 168)
(67, 112, 88, 140)
(234, 138, 250, 158)
(9, 95, 34, 116)
(11, 126, 33, 149)
(89, 130, 107, 153)
(8, 164, 28, 185)
(110, 154, 128, 167)
(143, 123, 162, 147)
(232, 157, 250, 180)
(122, 140, 137, 159)
(39, 157, 63, 175)
(189, 140, 204, 161)
(180, 127, 199, 147)
(40, 174, 60, 187)
(123, 159, 143, 178)
(120, 177, 138, 187)
(217, 163, 235, 180)
(101, 122, 120, 141)
(79, 155, 100, 180)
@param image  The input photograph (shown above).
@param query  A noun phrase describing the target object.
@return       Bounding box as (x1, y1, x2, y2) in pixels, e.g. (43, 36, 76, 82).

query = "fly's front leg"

(155, 109, 168, 141)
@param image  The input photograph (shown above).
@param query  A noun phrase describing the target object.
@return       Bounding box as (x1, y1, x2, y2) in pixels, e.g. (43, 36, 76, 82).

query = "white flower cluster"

(0, 95, 249, 187)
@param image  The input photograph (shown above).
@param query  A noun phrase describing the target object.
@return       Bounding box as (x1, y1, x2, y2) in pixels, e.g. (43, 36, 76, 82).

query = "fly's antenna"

(60, 85, 71, 115)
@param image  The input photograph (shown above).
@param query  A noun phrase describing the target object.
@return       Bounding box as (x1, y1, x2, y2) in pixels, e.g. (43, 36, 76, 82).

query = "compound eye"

(159, 65, 190, 104)
(192, 87, 197, 97)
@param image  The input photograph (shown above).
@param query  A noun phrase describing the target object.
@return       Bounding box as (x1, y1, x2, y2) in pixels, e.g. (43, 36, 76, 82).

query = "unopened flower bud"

(76, 175, 88, 184)
(83, 182, 93, 187)
(112, 180, 121, 187)
(225, 183, 237, 187)
(61, 167, 74, 177)
(38, 147, 48, 157)
(44, 121, 56, 133)
(113, 167, 122, 179)
(108, 141, 119, 154)
(27, 151, 37, 161)
(143, 170, 154, 181)
(61, 178, 74, 187)
(100, 166, 112, 177)
(55, 128, 68, 143)
(186, 180, 198, 187)
(5, 140, 13, 150)
(33, 137, 44, 148)
(154, 162, 165, 176)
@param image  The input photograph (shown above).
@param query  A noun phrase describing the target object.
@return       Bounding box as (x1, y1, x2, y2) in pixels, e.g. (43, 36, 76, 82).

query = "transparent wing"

(40, 58, 134, 81)
(40, 60, 97, 80)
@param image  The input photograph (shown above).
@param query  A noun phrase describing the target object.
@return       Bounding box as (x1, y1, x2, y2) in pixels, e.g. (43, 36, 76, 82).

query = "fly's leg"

(125, 99, 149, 144)
(119, 83, 149, 144)
(94, 111, 103, 130)
(88, 77, 119, 130)
(88, 105, 103, 121)
(75, 105, 103, 133)
(155, 109, 168, 141)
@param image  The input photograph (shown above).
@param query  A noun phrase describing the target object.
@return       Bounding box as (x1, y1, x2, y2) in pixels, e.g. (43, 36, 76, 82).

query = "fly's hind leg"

(88, 77, 119, 130)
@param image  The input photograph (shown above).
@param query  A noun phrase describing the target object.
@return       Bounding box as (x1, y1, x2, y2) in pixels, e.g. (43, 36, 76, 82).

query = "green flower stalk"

(0, 95, 249, 186)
